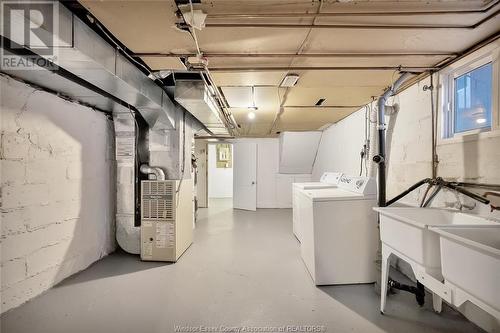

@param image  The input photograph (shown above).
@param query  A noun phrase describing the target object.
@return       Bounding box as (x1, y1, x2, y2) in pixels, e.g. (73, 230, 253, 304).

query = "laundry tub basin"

(374, 207, 498, 276)
(430, 225, 500, 318)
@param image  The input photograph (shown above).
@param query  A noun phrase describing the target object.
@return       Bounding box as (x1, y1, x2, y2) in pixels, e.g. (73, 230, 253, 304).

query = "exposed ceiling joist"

(134, 52, 458, 58)
(78, 0, 500, 137)
(205, 1, 499, 18)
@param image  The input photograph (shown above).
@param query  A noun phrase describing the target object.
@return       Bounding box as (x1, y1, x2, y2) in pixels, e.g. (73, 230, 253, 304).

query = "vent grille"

(142, 181, 175, 220)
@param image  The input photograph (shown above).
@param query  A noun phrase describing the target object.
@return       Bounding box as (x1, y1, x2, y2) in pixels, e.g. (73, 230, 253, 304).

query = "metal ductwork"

(114, 111, 140, 254)
(140, 164, 166, 180)
(0, 4, 207, 255)
(3, 4, 176, 131)
(174, 80, 230, 137)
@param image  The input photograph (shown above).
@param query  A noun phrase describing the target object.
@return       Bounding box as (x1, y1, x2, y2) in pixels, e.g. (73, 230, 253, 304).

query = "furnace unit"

(140, 179, 193, 262)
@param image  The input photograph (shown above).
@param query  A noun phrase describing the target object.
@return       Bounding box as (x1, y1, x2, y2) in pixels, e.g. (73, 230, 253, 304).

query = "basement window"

(454, 63, 492, 133)
(441, 48, 499, 140)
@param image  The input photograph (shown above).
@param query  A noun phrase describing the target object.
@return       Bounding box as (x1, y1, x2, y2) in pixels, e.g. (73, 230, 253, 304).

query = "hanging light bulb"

(248, 111, 256, 120)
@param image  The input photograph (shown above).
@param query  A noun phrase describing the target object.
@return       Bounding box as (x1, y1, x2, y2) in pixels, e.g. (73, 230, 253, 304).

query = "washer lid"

(293, 182, 338, 190)
(303, 188, 376, 202)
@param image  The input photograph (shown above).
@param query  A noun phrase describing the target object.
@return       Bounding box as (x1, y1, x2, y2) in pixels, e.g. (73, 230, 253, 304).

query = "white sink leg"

(380, 244, 390, 314)
(432, 293, 442, 313)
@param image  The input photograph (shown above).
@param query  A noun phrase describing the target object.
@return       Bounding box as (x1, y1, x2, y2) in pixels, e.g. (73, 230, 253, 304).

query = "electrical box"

(140, 179, 193, 262)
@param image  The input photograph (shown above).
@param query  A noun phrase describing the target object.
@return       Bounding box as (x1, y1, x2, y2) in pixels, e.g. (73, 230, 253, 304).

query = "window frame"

(439, 43, 500, 145)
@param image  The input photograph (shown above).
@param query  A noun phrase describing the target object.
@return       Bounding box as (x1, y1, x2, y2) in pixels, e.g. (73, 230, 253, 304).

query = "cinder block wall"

(0, 75, 116, 313)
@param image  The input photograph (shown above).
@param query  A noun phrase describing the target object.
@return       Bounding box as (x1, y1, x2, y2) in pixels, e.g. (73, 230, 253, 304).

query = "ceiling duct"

(174, 80, 229, 136)
(4, 4, 176, 131)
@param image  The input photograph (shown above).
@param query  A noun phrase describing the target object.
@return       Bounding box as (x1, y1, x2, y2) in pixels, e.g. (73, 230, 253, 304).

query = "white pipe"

(367, 102, 378, 178)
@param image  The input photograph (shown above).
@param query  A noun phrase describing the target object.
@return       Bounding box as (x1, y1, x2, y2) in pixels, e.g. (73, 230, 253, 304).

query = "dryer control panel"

(320, 172, 343, 185)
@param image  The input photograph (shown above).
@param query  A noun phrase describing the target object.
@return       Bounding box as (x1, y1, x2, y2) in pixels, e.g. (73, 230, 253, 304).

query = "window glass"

(454, 63, 492, 133)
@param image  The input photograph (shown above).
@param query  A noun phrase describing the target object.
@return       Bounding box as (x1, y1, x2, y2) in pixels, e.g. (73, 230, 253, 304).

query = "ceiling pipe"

(135, 52, 457, 58)
(205, 1, 499, 18)
(284, 105, 363, 109)
(208, 66, 438, 72)
(391, 30, 500, 97)
(202, 10, 499, 30)
(204, 23, 472, 29)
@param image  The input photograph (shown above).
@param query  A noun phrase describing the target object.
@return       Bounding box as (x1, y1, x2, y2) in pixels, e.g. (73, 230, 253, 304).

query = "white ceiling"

(79, 0, 500, 137)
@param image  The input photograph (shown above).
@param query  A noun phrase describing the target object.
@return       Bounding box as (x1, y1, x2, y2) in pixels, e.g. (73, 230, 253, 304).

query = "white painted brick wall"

(312, 74, 500, 331)
(0, 74, 116, 313)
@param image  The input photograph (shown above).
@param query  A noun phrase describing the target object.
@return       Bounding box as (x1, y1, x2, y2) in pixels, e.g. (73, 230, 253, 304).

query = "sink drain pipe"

(373, 72, 427, 309)
(373, 72, 413, 207)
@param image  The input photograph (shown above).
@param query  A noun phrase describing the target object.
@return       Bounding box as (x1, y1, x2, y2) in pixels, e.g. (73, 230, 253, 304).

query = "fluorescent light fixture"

(247, 86, 259, 110)
(248, 111, 256, 120)
(280, 74, 300, 87)
(476, 118, 487, 124)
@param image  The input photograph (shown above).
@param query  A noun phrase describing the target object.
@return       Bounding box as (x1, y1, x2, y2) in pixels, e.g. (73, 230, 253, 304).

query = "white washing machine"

(292, 172, 343, 242)
(299, 175, 378, 285)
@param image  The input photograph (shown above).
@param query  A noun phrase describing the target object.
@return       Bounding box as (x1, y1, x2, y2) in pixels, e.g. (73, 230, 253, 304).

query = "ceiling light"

(476, 118, 487, 124)
(280, 74, 300, 87)
(248, 112, 256, 120)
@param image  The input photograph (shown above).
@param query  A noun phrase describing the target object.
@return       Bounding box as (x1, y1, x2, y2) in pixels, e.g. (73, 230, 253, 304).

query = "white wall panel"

(279, 131, 322, 174)
(0, 75, 115, 313)
(208, 144, 233, 198)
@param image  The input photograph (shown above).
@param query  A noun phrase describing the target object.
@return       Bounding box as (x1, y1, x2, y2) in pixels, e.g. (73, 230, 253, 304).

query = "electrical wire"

(175, 0, 238, 135)
(175, 110, 188, 208)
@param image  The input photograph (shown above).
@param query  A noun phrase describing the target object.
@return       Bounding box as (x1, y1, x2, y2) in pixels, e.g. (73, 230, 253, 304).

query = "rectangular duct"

(4, 4, 176, 131)
(174, 80, 229, 136)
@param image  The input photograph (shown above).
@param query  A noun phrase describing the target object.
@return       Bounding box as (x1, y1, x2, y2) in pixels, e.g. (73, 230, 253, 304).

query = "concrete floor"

(1, 199, 484, 333)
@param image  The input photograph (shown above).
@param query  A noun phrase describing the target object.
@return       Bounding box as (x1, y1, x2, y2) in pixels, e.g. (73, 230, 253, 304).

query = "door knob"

(251, 181, 255, 185)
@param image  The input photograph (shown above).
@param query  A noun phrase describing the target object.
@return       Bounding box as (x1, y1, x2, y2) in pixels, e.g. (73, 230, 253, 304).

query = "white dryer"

(299, 175, 378, 285)
(292, 172, 343, 242)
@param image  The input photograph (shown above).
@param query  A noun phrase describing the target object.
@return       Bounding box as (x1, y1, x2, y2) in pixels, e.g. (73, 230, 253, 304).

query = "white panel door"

(233, 141, 257, 211)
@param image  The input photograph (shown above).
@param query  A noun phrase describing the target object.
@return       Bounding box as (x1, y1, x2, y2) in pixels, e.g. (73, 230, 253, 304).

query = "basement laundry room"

(1, 1, 500, 332)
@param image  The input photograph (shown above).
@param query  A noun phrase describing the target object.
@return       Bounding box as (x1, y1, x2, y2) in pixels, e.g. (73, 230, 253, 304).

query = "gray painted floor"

(1, 199, 484, 333)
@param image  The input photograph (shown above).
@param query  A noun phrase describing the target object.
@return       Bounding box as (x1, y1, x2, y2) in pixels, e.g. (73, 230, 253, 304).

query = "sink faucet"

(483, 192, 500, 212)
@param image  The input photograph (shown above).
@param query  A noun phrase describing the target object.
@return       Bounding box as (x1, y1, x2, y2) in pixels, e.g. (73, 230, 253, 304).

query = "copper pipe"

(135, 52, 457, 58)
(206, 1, 499, 18)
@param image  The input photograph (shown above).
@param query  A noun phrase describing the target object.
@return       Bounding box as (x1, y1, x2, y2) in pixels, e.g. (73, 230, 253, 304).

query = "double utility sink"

(374, 207, 500, 319)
